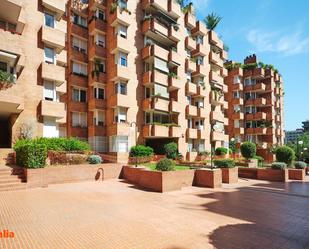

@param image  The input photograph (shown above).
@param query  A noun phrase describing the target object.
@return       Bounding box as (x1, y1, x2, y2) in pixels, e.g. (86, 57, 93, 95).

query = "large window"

(96, 9, 105, 21)
(94, 86, 105, 99)
(94, 110, 105, 126)
(44, 81, 56, 101)
(72, 112, 87, 127)
(44, 12, 55, 28)
(72, 37, 87, 53)
(73, 13, 87, 28)
(73, 62, 87, 76)
(44, 47, 55, 64)
(72, 88, 87, 102)
(115, 82, 127, 95)
(119, 52, 128, 67)
(114, 107, 127, 123)
(95, 33, 105, 47)
(109, 136, 129, 153)
(118, 24, 127, 38)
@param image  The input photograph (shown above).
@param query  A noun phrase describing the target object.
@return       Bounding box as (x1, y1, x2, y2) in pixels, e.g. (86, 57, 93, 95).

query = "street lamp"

(230, 138, 235, 160)
(297, 140, 303, 161)
(210, 123, 216, 170)
(130, 122, 138, 167)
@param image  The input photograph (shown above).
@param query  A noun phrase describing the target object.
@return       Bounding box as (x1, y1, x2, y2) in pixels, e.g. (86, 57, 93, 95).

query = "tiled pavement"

(0, 178, 309, 249)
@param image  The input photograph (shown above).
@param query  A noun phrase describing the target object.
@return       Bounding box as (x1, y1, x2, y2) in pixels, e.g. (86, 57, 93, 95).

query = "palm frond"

(203, 12, 222, 31)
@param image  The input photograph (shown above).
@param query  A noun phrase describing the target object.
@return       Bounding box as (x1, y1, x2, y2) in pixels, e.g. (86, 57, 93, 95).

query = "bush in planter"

(15, 143, 47, 168)
(164, 142, 178, 160)
(275, 146, 295, 166)
(129, 145, 154, 157)
(215, 147, 229, 156)
(271, 162, 287, 170)
(214, 159, 235, 168)
(254, 155, 264, 167)
(155, 158, 175, 171)
(240, 142, 256, 159)
(88, 155, 102, 164)
(294, 161, 307, 169)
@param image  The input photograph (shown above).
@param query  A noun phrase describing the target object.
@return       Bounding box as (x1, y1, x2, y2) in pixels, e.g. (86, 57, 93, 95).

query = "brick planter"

(24, 164, 122, 188)
(257, 168, 288, 182)
(288, 169, 305, 180)
(122, 166, 195, 192)
(221, 167, 238, 184)
(238, 167, 258, 179)
(306, 166, 309, 175)
(194, 169, 222, 188)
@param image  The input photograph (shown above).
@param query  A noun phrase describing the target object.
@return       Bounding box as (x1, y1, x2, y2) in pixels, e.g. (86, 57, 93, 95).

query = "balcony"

(168, 0, 181, 18)
(275, 129, 281, 136)
(70, 73, 88, 87)
(110, 6, 131, 27)
(275, 115, 281, 123)
(40, 100, 66, 121)
(186, 128, 198, 139)
(231, 83, 243, 91)
(0, 1, 25, 34)
(231, 98, 244, 105)
(185, 82, 197, 95)
(210, 91, 224, 106)
(88, 98, 106, 111)
(41, 63, 65, 86)
(246, 127, 272, 135)
(143, 70, 168, 87)
(142, 98, 169, 112)
(197, 129, 207, 139)
(185, 36, 196, 51)
(168, 74, 182, 90)
(185, 59, 196, 72)
(0, 91, 24, 114)
(142, 44, 169, 61)
(245, 98, 266, 106)
(110, 65, 130, 81)
(185, 12, 196, 29)
(56, 81, 66, 95)
(142, 19, 169, 43)
(110, 35, 131, 54)
(186, 105, 198, 117)
(209, 71, 223, 84)
(193, 44, 208, 57)
(42, 0, 65, 20)
(244, 83, 266, 92)
(142, 0, 168, 12)
(71, 0, 88, 13)
(196, 85, 207, 97)
(191, 21, 207, 36)
(246, 112, 267, 121)
(221, 50, 228, 60)
(89, 72, 107, 85)
(169, 100, 182, 113)
(211, 112, 227, 125)
(89, 45, 107, 60)
(169, 126, 182, 138)
(211, 131, 228, 142)
(193, 64, 208, 77)
(89, 0, 106, 10)
(89, 18, 107, 36)
(143, 124, 169, 138)
(41, 26, 65, 52)
(108, 122, 130, 136)
(108, 94, 129, 108)
(221, 68, 228, 77)
(209, 31, 223, 49)
(57, 50, 67, 66)
(168, 26, 181, 42)
(209, 51, 223, 68)
(71, 24, 88, 39)
(197, 108, 207, 118)
(233, 127, 244, 134)
(231, 112, 244, 120)
(168, 50, 181, 66)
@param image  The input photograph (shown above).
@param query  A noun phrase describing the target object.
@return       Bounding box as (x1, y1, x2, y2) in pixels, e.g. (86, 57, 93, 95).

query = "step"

(0, 185, 27, 192)
(0, 177, 25, 184)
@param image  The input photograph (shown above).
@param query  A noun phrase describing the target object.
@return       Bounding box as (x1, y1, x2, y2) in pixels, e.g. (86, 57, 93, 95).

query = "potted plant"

(240, 142, 258, 167)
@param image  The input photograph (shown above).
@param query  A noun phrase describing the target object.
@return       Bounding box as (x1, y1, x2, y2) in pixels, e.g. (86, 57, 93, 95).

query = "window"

(114, 107, 127, 123)
(244, 92, 256, 100)
(44, 47, 55, 64)
(94, 87, 105, 99)
(44, 81, 55, 101)
(98, 61, 105, 73)
(72, 88, 87, 102)
(72, 112, 87, 127)
(234, 120, 240, 128)
(233, 75, 241, 84)
(245, 106, 256, 114)
(44, 13, 55, 28)
(196, 56, 204, 65)
(154, 58, 168, 73)
(154, 84, 169, 99)
(94, 110, 105, 126)
(186, 72, 192, 82)
(196, 35, 203, 45)
(73, 13, 87, 28)
(119, 52, 128, 67)
(96, 33, 105, 47)
(118, 25, 127, 38)
(152, 113, 169, 124)
(96, 9, 105, 20)
(109, 136, 129, 153)
(115, 82, 127, 95)
(244, 78, 256, 86)
(233, 91, 240, 99)
(73, 62, 87, 76)
(234, 105, 241, 113)
(119, 0, 127, 9)
(72, 37, 87, 53)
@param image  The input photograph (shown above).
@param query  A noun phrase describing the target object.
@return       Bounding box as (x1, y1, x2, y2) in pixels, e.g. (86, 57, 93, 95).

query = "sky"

(191, 0, 309, 131)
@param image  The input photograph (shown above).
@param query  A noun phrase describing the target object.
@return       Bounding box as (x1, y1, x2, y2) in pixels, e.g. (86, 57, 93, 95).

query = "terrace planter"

(194, 169, 222, 188)
(288, 169, 305, 180)
(121, 165, 145, 184)
(257, 168, 288, 182)
(238, 167, 258, 179)
(221, 167, 238, 184)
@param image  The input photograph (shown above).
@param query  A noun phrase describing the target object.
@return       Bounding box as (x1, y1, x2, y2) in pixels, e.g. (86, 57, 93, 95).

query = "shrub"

(129, 145, 154, 157)
(164, 142, 178, 159)
(66, 154, 88, 165)
(294, 161, 307, 169)
(275, 146, 295, 166)
(240, 142, 256, 159)
(15, 143, 47, 168)
(155, 158, 175, 171)
(214, 159, 235, 168)
(254, 155, 264, 167)
(88, 155, 102, 164)
(215, 147, 229, 156)
(271, 162, 287, 170)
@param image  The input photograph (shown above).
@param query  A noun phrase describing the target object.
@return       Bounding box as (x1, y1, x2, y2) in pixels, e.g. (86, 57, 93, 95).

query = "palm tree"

(203, 12, 222, 31)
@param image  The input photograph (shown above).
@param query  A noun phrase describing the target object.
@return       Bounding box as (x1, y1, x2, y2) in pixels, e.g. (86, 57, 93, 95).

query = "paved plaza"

(0, 178, 309, 249)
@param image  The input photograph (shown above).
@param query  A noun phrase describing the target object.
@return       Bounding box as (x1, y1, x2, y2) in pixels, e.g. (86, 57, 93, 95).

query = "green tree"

(203, 12, 222, 31)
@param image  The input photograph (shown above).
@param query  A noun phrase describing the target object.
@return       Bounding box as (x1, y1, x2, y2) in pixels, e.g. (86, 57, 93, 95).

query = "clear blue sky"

(191, 0, 309, 131)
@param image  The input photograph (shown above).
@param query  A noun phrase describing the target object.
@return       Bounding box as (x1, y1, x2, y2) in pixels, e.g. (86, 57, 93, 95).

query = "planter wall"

(25, 164, 123, 188)
(222, 167, 238, 183)
(257, 168, 288, 182)
(238, 168, 258, 179)
(121, 166, 145, 184)
(194, 169, 222, 188)
(288, 169, 305, 180)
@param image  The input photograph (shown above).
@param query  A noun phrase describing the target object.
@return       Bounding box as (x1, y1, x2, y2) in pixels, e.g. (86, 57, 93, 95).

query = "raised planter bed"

(257, 168, 288, 182)
(238, 167, 258, 179)
(222, 167, 238, 183)
(237, 159, 258, 168)
(121, 166, 195, 192)
(288, 169, 305, 180)
(24, 164, 123, 188)
(194, 169, 222, 188)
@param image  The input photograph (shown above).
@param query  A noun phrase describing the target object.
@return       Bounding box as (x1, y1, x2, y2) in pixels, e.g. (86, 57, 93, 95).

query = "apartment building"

(66, 0, 229, 162)
(225, 54, 285, 162)
(0, 0, 67, 147)
(285, 129, 303, 144)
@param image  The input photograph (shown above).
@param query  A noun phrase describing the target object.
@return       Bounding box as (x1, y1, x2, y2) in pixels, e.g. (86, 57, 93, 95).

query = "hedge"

(164, 142, 178, 159)
(129, 145, 154, 157)
(15, 143, 47, 168)
(214, 159, 235, 168)
(215, 147, 229, 156)
(240, 142, 256, 159)
(275, 146, 295, 166)
(155, 158, 175, 171)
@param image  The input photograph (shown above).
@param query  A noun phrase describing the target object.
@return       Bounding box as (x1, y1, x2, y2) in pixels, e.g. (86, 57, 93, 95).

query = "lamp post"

(230, 138, 235, 160)
(210, 123, 215, 170)
(130, 122, 137, 167)
(297, 139, 303, 161)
